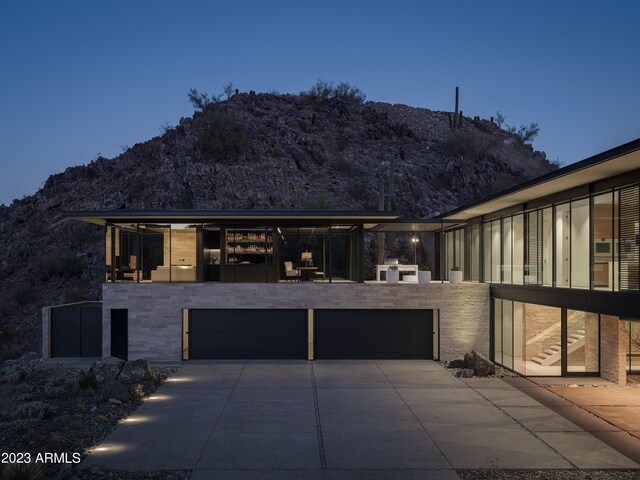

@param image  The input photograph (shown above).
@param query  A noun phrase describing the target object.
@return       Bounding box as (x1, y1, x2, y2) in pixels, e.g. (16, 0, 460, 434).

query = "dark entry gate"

(50, 302, 102, 357)
(188, 309, 307, 359)
(314, 309, 433, 359)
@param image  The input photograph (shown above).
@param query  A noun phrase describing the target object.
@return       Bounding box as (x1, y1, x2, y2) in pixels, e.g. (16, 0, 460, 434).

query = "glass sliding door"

(140, 224, 169, 282)
(627, 321, 640, 372)
(570, 198, 590, 289)
(566, 310, 599, 373)
(555, 203, 570, 287)
(513, 302, 525, 373)
(502, 300, 514, 369)
(494, 299, 502, 365)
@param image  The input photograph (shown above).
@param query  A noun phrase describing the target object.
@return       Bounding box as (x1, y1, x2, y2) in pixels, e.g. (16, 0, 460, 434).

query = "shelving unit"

(225, 229, 273, 265)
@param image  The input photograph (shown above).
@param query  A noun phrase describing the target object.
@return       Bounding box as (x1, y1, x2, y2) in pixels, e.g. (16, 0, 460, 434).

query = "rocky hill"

(0, 92, 555, 357)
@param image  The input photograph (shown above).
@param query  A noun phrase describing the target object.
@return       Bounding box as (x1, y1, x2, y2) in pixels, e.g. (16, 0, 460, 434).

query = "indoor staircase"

(531, 328, 586, 366)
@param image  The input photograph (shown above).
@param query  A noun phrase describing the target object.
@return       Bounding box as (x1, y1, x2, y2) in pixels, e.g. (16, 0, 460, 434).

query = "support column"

(600, 314, 627, 385)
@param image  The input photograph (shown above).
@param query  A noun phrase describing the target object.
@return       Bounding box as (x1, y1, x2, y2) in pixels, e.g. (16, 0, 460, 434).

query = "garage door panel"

(189, 309, 307, 359)
(315, 309, 433, 359)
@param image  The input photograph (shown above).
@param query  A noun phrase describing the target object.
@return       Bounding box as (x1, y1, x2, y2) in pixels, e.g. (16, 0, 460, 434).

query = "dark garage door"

(188, 309, 307, 359)
(50, 304, 102, 357)
(314, 309, 433, 359)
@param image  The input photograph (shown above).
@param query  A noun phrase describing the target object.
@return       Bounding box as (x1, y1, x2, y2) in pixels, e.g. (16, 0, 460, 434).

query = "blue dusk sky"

(0, 1, 638, 206)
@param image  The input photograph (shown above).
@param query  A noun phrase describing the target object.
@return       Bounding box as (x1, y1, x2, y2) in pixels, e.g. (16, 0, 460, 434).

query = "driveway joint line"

(374, 360, 455, 470)
(466, 376, 580, 469)
(193, 360, 248, 471)
(310, 362, 327, 469)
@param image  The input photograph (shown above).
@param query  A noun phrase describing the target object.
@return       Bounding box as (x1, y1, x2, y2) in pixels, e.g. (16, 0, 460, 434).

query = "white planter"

(386, 270, 400, 284)
(449, 270, 463, 284)
(418, 271, 431, 284)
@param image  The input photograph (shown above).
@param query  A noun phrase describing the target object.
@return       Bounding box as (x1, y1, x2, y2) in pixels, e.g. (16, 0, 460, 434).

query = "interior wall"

(163, 229, 197, 266)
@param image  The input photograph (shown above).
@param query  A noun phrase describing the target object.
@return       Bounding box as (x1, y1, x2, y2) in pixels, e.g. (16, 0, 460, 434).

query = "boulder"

(448, 358, 466, 369)
(469, 351, 495, 377)
(117, 359, 156, 385)
(457, 368, 475, 378)
(88, 357, 125, 385)
(100, 379, 129, 403)
(464, 352, 476, 370)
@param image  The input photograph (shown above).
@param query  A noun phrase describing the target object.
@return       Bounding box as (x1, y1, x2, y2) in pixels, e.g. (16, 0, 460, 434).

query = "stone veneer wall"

(101, 283, 490, 361)
(600, 314, 627, 385)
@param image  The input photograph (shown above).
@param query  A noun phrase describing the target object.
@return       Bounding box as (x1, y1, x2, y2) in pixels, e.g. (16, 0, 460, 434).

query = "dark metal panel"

(491, 284, 640, 318)
(51, 307, 81, 357)
(189, 309, 307, 359)
(111, 309, 128, 361)
(81, 306, 102, 357)
(314, 309, 433, 359)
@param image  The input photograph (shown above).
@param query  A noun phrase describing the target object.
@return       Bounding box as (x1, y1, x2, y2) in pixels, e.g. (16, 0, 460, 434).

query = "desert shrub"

(2, 461, 43, 480)
(332, 154, 352, 173)
(507, 122, 539, 146)
(42, 251, 85, 278)
(16, 401, 54, 420)
(188, 88, 220, 112)
(445, 130, 491, 159)
(77, 370, 97, 390)
(301, 79, 366, 106)
(303, 79, 334, 101)
(200, 109, 249, 162)
(333, 81, 366, 105)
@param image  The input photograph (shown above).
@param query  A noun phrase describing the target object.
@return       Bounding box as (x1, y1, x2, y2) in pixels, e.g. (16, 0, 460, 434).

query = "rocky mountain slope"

(0, 92, 555, 357)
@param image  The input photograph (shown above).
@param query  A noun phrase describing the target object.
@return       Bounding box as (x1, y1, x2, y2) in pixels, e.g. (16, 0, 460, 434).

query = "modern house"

(42, 138, 640, 384)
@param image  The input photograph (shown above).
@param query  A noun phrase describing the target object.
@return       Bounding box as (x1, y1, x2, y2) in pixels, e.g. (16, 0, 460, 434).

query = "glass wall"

(491, 220, 501, 282)
(469, 224, 480, 281)
(542, 207, 553, 286)
(627, 320, 640, 372)
(140, 224, 167, 281)
(592, 193, 615, 290)
(571, 199, 590, 289)
(479, 186, 639, 291)
(555, 202, 570, 287)
(502, 217, 512, 284)
(493, 299, 601, 376)
(566, 309, 599, 373)
(483, 223, 491, 282)
(513, 214, 524, 285)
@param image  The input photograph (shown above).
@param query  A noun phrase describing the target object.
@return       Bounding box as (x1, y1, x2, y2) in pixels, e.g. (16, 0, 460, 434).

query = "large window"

(592, 192, 615, 290)
(555, 203, 570, 287)
(627, 320, 640, 373)
(570, 198, 590, 289)
(513, 214, 524, 285)
(491, 220, 501, 283)
(566, 309, 599, 373)
(502, 217, 512, 284)
(493, 299, 600, 376)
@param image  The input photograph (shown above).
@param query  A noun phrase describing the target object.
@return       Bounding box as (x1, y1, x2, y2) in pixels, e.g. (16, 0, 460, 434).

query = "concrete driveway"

(85, 360, 638, 479)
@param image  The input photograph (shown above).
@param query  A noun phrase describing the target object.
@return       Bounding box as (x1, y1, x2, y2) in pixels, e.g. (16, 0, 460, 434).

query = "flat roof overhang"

(63, 209, 402, 226)
(63, 210, 460, 232)
(433, 138, 640, 221)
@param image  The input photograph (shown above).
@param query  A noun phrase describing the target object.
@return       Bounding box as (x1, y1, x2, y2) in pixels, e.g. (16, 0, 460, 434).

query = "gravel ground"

(0, 355, 187, 480)
(458, 470, 640, 480)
